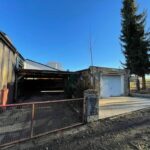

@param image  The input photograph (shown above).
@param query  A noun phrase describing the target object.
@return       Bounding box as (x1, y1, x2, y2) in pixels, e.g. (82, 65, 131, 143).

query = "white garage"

(100, 75, 124, 98)
(79, 66, 129, 99)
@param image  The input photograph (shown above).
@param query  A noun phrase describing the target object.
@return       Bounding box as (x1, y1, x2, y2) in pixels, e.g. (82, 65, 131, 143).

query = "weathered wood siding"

(0, 41, 3, 91)
(0, 40, 17, 103)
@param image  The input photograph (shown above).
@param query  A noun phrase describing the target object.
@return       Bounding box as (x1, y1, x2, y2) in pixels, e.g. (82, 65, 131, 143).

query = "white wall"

(47, 62, 63, 70)
(24, 60, 57, 71)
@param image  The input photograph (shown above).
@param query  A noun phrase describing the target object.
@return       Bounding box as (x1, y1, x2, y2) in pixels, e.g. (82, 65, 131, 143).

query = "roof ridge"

(0, 31, 24, 60)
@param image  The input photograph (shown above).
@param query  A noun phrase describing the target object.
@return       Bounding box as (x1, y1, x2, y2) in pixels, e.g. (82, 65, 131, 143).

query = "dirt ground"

(4, 107, 150, 150)
(18, 92, 65, 103)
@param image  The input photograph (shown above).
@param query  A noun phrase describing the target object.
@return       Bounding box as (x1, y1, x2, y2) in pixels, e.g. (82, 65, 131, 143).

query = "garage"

(100, 75, 124, 98)
(78, 66, 129, 99)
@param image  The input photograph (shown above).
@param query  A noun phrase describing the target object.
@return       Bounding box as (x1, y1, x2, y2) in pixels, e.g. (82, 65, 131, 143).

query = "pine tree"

(120, 0, 150, 90)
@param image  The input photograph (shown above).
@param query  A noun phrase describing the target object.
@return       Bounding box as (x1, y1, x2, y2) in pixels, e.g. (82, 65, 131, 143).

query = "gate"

(0, 98, 85, 147)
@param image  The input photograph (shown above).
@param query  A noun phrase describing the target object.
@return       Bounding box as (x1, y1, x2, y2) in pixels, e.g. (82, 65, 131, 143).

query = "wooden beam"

(14, 75, 18, 101)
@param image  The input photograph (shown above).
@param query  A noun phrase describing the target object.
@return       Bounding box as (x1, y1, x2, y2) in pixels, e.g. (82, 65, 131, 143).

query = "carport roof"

(17, 69, 78, 78)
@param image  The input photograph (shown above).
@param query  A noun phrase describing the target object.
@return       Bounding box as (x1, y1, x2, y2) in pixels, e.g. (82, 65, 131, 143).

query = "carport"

(15, 69, 77, 102)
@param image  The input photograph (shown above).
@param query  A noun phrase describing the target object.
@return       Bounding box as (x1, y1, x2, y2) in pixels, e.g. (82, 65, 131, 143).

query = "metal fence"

(0, 98, 84, 147)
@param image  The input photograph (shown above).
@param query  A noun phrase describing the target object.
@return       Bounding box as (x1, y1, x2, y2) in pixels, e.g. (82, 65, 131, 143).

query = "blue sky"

(0, 0, 150, 71)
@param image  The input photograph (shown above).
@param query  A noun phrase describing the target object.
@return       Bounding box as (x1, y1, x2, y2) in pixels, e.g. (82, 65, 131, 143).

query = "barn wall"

(0, 41, 3, 94)
(0, 40, 17, 104)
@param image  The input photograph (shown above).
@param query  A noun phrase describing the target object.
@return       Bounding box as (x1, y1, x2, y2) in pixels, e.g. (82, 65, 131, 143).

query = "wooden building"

(0, 32, 24, 103)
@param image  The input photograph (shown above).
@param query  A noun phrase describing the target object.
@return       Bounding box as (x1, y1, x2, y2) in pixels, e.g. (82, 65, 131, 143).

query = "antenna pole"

(89, 30, 94, 88)
(89, 31, 94, 67)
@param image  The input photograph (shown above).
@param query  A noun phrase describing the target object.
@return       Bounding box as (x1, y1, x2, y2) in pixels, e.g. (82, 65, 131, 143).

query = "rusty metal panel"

(8, 50, 12, 83)
(0, 41, 4, 102)
(12, 53, 17, 83)
(0, 33, 23, 103)
(0, 41, 17, 103)
(1, 45, 9, 89)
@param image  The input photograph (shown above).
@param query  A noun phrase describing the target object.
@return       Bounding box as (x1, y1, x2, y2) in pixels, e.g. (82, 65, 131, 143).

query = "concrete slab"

(99, 97, 150, 119)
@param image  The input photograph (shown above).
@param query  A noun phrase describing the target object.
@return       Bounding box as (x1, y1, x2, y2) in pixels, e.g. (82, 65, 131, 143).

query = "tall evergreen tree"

(120, 0, 150, 89)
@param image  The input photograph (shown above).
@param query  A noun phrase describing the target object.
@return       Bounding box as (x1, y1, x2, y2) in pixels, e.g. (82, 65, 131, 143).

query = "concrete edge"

(104, 106, 150, 120)
(130, 93, 150, 98)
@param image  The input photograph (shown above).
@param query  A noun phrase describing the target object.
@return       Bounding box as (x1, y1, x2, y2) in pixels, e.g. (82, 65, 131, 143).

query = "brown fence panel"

(0, 98, 84, 147)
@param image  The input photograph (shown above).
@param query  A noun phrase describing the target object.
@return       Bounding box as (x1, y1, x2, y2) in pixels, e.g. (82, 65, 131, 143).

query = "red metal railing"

(0, 98, 85, 147)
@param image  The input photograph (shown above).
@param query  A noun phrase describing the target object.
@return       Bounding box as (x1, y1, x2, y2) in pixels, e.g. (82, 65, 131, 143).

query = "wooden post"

(31, 104, 35, 138)
(82, 96, 86, 123)
(14, 75, 18, 101)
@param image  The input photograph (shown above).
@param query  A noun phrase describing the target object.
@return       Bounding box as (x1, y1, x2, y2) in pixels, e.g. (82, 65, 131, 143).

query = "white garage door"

(100, 75, 124, 98)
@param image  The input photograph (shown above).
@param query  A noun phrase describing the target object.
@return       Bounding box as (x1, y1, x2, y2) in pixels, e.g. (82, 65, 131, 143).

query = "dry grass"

(130, 79, 150, 94)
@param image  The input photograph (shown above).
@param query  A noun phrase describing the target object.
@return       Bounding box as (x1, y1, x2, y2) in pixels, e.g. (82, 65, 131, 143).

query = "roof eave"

(0, 32, 25, 60)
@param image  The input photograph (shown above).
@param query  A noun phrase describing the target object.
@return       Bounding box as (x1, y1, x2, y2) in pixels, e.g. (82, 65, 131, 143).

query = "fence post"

(82, 96, 86, 123)
(84, 89, 99, 123)
(30, 104, 35, 138)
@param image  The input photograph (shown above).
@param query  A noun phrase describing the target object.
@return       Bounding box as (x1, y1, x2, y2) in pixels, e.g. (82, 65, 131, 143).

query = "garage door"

(100, 75, 124, 98)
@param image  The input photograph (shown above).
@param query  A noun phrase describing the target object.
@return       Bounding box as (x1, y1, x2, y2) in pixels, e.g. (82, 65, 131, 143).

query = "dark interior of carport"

(15, 69, 77, 102)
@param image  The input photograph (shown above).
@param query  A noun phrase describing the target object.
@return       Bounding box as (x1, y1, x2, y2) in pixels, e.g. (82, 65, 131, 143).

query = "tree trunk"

(142, 75, 146, 90)
(136, 78, 140, 91)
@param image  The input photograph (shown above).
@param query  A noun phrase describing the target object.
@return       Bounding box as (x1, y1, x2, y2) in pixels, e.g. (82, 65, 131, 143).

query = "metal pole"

(89, 30, 95, 89)
(0, 98, 84, 107)
(89, 31, 94, 68)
